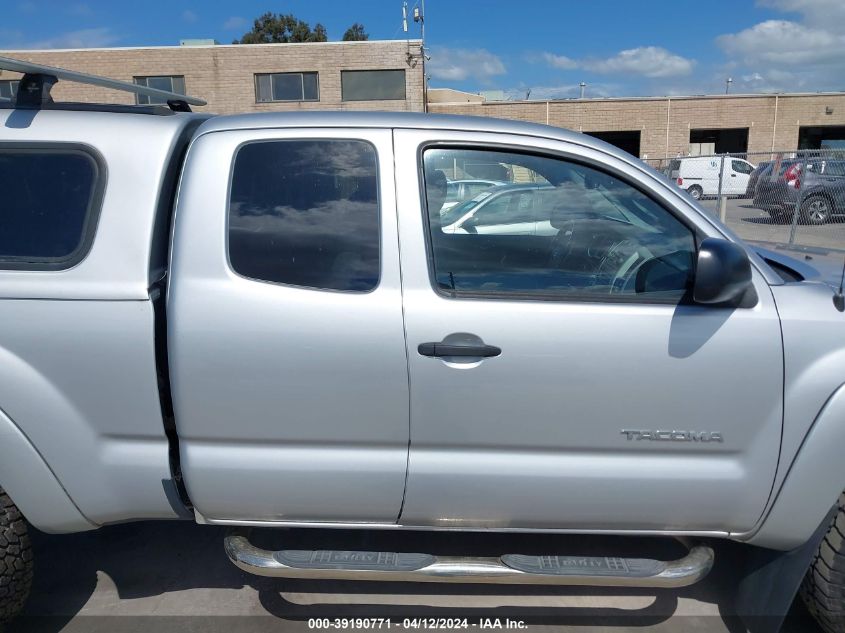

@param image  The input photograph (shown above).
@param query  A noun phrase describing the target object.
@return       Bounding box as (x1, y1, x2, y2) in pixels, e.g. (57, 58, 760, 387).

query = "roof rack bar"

(0, 55, 206, 109)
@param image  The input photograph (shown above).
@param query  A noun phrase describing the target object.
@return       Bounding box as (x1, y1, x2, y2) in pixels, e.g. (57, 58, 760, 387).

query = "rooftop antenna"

(413, 0, 428, 111)
(725, 77, 733, 94)
(579, 82, 586, 99)
(413, 0, 425, 44)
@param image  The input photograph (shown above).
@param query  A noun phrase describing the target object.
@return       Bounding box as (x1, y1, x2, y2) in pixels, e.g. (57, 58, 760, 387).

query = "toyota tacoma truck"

(1, 57, 845, 633)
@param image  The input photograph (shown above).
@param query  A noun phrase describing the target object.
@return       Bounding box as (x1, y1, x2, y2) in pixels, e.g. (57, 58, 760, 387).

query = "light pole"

(413, 0, 427, 112)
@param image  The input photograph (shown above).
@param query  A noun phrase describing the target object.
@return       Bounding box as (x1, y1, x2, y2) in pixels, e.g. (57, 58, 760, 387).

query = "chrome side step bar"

(224, 534, 714, 588)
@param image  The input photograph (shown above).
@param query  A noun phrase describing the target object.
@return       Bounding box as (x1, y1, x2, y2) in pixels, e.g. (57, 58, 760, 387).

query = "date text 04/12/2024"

(308, 619, 528, 630)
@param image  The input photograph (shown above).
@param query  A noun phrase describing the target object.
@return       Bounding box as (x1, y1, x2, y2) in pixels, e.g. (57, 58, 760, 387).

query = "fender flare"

(0, 406, 96, 533)
(747, 382, 845, 549)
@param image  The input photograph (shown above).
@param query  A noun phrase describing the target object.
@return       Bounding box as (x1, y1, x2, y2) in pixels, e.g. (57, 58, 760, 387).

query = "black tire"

(687, 185, 703, 200)
(801, 195, 832, 226)
(768, 209, 793, 224)
(0, 488, 33, 627)
(801, 493, 845, 633)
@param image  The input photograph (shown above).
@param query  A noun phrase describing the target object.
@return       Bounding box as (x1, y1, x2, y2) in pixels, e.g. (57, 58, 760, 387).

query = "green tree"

(233, 12, 328, 44)
(342, 23, 369, 41)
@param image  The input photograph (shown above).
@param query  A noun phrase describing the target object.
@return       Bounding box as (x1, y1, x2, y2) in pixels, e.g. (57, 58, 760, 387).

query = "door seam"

(392, 128, 413, 524)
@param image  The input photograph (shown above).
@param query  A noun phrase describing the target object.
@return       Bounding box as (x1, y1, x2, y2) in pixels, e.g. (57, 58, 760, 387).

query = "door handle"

(418, 342, 501, 358)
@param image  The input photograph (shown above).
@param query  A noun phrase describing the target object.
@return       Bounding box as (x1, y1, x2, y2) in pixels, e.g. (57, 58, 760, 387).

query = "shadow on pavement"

(8, 521, 822, 632)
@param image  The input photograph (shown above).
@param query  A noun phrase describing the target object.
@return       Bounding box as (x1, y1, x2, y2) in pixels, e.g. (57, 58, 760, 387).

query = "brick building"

(1, 40, 844, 159)
(0, 40, 425, 114)
(428, 88, 845, 159)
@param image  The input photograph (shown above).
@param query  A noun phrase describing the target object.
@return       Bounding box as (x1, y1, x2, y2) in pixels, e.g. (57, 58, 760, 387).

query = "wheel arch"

(745, 382, 845, 550)
(803, 190, 837, 213)
(0, 406, 96, 533)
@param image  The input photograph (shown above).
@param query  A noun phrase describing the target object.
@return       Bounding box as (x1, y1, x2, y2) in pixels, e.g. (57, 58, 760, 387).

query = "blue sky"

(2, 0, 844, 98)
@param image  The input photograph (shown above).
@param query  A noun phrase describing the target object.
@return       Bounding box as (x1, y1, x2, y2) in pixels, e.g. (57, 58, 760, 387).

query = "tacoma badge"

(621, 429, 724, 443)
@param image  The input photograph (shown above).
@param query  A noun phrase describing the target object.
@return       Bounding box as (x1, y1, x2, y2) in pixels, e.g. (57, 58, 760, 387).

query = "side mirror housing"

(694, 238, 754, 306)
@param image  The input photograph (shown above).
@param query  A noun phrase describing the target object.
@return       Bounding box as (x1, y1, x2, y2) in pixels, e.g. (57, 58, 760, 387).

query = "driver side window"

(423, 147, 696, 302)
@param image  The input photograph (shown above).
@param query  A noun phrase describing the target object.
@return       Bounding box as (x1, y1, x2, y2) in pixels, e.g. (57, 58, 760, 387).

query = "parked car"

(439, 183, 554, 233)
(745, 160, 773, 198)
(442, 178, 506, 211)
(668, 156, 756, 199)
(5, 56, 845, 633)
(754, 158, 845, 225)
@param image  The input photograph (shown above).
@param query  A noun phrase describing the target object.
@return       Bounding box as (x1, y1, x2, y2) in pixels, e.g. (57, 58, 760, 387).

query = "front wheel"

(801, 493, 845, 633)
(0, 488, 33, 626)
(802, 195, 832, 225)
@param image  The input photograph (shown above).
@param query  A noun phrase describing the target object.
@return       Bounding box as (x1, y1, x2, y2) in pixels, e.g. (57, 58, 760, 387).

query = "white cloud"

(536, 46, 694, 78)
(582, 46, 695, 78)
(182, 10, 198, 23)
(756, 0, 845, 27)
(542, 53, 577, 70)
(717, 1, 845, 92)
(428, 48, 506, 83)
(718, 20, 845, 66)
(21, 27, 119, 49)
(223, 16, 248, 31)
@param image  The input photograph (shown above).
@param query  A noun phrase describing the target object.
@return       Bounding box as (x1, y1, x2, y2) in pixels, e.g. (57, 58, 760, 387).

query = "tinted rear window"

(228, 139, 380, 292)
(0, 146, 101, 268)
(824, 162, 845, 177)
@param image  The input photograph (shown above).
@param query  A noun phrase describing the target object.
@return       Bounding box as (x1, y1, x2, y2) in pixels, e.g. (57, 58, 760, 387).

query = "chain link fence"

(645, 150, 845, 282)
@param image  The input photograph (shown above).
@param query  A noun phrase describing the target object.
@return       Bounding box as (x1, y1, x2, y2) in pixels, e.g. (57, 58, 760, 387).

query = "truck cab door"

(393, 129, 783, 533)
(168, 128, 409, 524)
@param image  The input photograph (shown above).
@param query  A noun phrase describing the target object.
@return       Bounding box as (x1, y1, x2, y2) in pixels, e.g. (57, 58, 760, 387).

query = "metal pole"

(788, 157, 808, 246)
(417, 0, 427, 113)
(717, 155, 727, 223)
(770, 94, 779, 156)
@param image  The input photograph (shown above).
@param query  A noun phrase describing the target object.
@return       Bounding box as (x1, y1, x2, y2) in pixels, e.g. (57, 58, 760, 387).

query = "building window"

(341, 70, 406, 101)
(133, 76, 186, 105)
(255, 72, 319, 103)
(0, 80, 19, 100)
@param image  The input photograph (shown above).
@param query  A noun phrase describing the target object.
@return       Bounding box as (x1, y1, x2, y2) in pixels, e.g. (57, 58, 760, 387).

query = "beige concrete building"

(0, 40, 425, 114)
(2, 40, 844, 159)
(429, 89, 845, 159)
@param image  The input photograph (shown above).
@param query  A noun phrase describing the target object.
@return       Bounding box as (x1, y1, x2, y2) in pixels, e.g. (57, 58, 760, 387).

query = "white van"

(667, 156, 755, 199)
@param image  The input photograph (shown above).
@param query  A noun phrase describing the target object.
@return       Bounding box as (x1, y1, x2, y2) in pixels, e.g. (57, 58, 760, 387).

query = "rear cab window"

(228, 139, 380, 292)
(0, 145, 103, 269)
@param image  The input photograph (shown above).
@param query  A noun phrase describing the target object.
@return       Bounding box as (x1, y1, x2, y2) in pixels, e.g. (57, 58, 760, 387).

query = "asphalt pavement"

(8, 521, 824, 633)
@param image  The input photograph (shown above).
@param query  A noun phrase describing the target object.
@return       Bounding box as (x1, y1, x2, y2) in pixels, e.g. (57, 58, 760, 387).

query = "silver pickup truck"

(1, 57, 845, 633)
